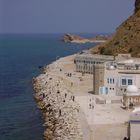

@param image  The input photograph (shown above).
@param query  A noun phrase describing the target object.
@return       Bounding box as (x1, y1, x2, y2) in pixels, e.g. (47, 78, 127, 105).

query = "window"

(122, 79, 126, 85)
(128, 79, 133, 85)
(113, 78, 115, 84)
(107, 78, 109, 84)
(110, 78, 112, 84)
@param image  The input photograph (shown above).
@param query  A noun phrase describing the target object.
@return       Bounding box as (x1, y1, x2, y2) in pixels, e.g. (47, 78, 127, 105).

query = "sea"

(0, 33, 98, 140)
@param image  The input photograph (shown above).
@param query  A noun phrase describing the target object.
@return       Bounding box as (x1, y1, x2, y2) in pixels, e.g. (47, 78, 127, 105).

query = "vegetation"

(91, 0, 140, 57)
(99, 47, 113, 55)
(128, 48, 133, 53)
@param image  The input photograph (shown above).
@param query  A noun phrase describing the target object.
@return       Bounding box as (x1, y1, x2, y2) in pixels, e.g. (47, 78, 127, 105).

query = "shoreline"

(63, 33, 107, 44)
(32, 53, 130, 140)
(69, 39, 106, 44)
(32, 54, 84, 140)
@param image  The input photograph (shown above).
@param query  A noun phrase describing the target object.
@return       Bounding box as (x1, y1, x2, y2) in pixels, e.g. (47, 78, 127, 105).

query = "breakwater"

(32, 62, 83, 140)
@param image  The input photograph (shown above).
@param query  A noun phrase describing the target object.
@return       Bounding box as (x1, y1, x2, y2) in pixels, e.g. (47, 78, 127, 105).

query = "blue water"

(0, 34, 97, 140)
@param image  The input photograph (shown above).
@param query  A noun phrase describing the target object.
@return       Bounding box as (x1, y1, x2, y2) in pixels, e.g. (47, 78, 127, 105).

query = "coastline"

(32, 52, 131, 140)
(63, 33, 107, 44)
(32, 54, 84, 140)
(70, 39, 106, 44)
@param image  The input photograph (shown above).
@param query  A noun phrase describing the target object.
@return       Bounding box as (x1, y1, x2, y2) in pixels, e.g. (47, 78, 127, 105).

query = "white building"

(74, 54, 114, 74)
(104, 58, 140, 96)
(122, 85, 140, 108)
(74, 54, 140, 96)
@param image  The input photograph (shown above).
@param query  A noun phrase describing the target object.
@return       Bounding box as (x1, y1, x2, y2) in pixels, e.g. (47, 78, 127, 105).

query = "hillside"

(91, 0, 140, 57)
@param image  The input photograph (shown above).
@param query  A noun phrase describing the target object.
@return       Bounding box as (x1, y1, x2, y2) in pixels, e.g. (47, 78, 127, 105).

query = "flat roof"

(75, 54, 114, 60)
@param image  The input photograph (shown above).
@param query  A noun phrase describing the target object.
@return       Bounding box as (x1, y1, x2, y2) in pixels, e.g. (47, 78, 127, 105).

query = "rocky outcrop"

(91, 0, 140, 57)
(32, 71, 83, 140)
(63, 33, 107, 44)
(135, 0, 140, 13)
(63, 34, 85, 42)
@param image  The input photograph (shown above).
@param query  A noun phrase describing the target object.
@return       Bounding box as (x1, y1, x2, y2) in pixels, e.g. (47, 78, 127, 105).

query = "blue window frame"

(113, 78, 115, 84)
(107, 78, 109, 84)
(128, 79, 133, 85)
(122, 79, 126, 85)
(110, 78, 112, 84)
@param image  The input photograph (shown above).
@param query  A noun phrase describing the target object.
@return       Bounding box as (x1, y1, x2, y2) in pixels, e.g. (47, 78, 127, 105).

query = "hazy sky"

(0, 0, 134, 34)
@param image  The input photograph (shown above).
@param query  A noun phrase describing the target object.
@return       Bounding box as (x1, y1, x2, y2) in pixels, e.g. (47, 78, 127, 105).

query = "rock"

(32, 72, 83, 140)
(63, 33, 107, 44)
(63, 33, 85, 43)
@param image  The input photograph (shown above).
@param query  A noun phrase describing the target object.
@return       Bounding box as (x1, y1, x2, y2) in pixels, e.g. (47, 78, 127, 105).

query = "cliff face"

(135, 0, 140, 13)
(91, 0, 140, 57)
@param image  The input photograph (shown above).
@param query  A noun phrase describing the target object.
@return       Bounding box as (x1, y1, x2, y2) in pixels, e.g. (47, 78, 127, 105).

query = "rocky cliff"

(91, 0, 140, 57)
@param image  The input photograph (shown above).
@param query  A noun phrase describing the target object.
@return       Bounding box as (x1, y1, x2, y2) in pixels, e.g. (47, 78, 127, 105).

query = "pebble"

(33, 71, 83, 140)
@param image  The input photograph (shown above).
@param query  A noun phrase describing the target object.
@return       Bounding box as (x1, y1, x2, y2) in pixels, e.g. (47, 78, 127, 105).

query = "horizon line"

(0, 32, 113, 35)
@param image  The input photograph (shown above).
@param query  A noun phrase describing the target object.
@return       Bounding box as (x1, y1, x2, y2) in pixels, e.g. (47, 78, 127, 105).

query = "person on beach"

(73, 96, 75, 101)
(71, 82, 73, 87)
(59, 109, 61, 116)
(89, 104, 91, 109)
(43, 93, 45, 98)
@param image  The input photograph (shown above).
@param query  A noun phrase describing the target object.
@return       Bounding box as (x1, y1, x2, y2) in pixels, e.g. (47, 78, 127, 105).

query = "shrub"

(128, 48, 133, 53)
(104, 48, 113, 55)
(99, 47, 113, 55)
(100, 47, 105, 54)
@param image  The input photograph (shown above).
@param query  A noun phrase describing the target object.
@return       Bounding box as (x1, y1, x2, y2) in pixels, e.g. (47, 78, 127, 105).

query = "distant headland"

(63, 33, 108, 44)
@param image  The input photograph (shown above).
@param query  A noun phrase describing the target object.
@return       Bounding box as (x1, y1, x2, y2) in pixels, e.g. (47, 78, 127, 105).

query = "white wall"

(130, 122, 140, 140)
(135, 75, 140, 92)
(104, 69, 118, 95)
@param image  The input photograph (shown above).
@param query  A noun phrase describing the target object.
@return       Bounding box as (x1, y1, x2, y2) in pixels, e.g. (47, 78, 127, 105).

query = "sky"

(0, 0, 134, 34)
